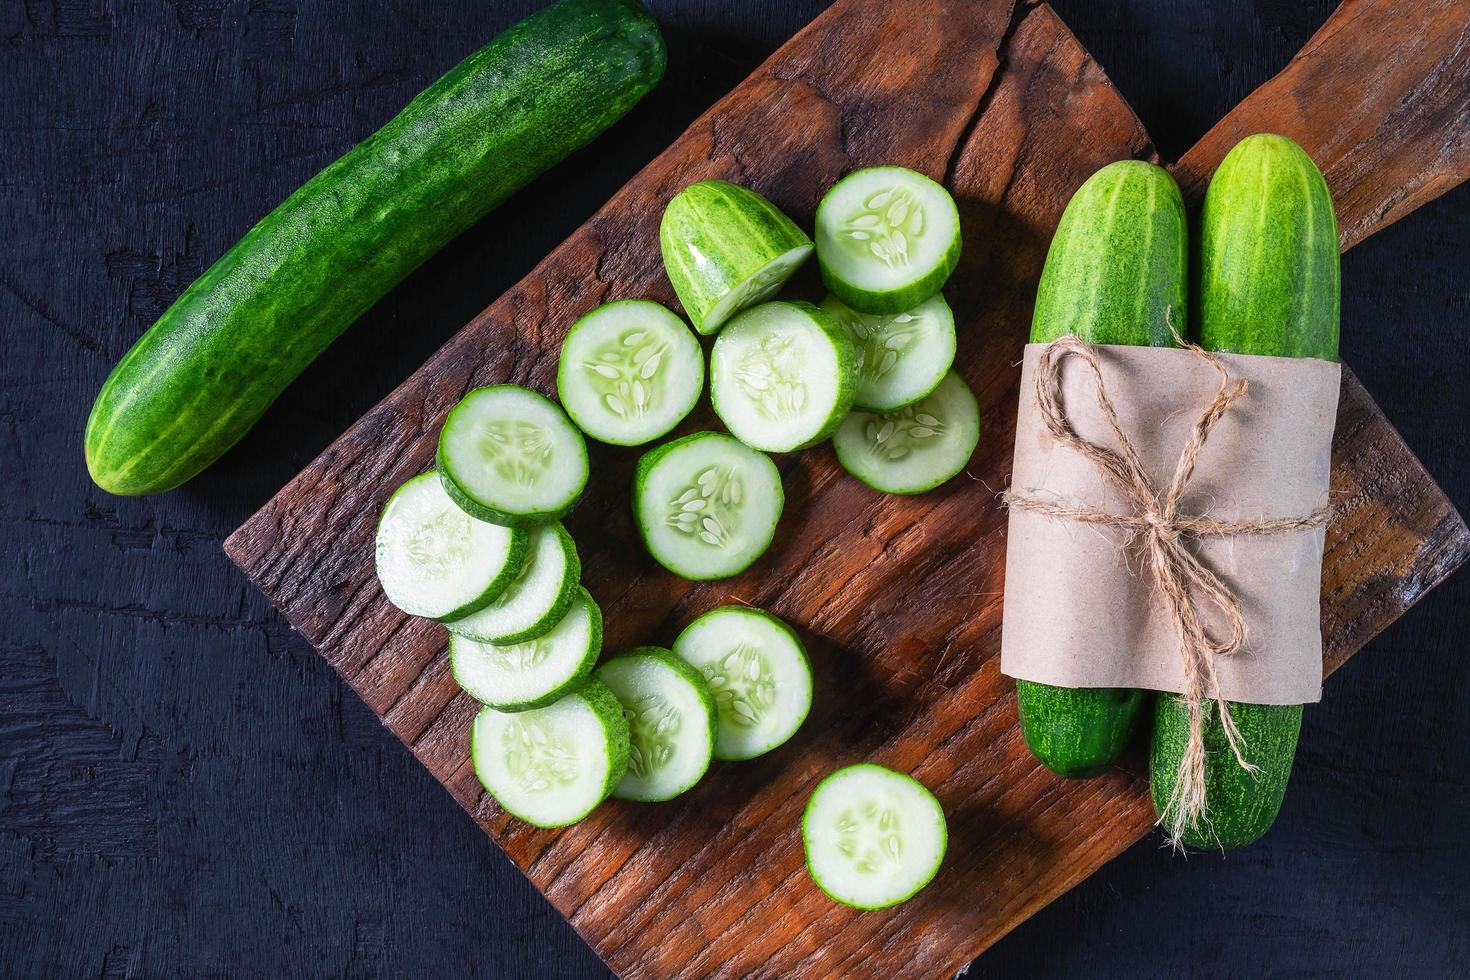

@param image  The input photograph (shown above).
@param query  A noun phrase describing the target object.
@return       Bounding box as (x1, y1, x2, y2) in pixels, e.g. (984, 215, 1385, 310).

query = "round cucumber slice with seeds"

(471, 677, 629, 828)
(816, 166, 961, 314)
(710, 300, 857, 453)
(438, 385, 588, 526)
(447, 522, 580, 644)
(660, 179, 814, 335)
(557, 300, 704, 446)
(595, 647, 716, 802)
(451, 586, 602, 712)
(819, 292, 957, 412)
(672, 605, 811, 761)
(833, 370, 980, 495)
(802, 763, 947, 910)
(633, 432, 783, 580)
(374, 472, 529, 620)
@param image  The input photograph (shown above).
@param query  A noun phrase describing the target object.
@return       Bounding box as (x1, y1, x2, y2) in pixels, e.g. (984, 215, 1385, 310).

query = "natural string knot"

(1002, 332, 1332, 846)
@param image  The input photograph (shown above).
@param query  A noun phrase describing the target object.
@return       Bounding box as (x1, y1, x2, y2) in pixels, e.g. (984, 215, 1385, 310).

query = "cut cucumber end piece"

(471, 677, 628, 828)
(672, 605, 811, 761)
(802, 763, 947, 910)
(374, 472, 529, 620)
(595, 647, 717, 802)
(833, 370, 979, 495)
(819, 292, 957, 412)
(438, 385, 589, 526)
(557, 300, 704, 446)
(816, 166, 961, 314)
(633, 432, 784, 580)
(447, 522, 581, 645)
(660, 179, 814, 335)
(451, 587, 602, 712)
(710, 300, 857, 453)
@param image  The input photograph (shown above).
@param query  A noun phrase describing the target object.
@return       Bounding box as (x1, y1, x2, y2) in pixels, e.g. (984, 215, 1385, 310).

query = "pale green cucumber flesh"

(633, 432, 784, 581)
(556, 299, 704, 446)
(447, 522, 581, 645)
(595, 647, 717, 802)
(819, 292, 957, 412)
(451, 587, 602, 712)
(832, 369, 978, 495)
(709, 300, 857, 453)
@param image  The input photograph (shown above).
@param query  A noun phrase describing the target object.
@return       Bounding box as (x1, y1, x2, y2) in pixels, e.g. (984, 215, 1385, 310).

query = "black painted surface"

(1, 1, 1466, 976)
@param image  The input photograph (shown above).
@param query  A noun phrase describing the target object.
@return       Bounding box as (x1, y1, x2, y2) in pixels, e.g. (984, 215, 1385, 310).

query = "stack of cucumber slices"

(374, 164, 967, 910)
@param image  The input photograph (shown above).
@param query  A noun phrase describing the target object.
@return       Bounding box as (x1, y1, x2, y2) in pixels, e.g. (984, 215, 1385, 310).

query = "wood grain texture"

(224, 0, 1470, 975)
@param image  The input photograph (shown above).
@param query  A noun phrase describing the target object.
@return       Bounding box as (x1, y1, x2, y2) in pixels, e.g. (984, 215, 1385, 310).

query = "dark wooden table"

(1, 1, 1466, 976)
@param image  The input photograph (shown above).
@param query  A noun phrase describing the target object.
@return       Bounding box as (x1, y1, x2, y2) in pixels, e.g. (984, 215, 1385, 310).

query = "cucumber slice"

(374, 472, 529, 620)
(832, 370, 979, 495)
(451, 586, 602, 711)
(660, 179, 815, 335)
(471, 677, 629, 828)
(556, 300, 704, 446)
(815, 167, 961, 314)
(595, 647, 717, 802)
(633, 432, 784, 580)
(818, 292, 957, 412)
(709, 300, 857, 453)
(446, 522, 580, 644)
(672, 605, 812, 761)
(802, 763, 947, 910)
(438, 385, 588, 526)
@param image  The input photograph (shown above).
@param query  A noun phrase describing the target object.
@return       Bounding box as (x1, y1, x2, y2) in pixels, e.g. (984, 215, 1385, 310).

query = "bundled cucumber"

(595, 647, 717, 801)
(1150, 133, 1338, 849)
(660, 181, 814, 335)
(1015, 160, 1188, 778)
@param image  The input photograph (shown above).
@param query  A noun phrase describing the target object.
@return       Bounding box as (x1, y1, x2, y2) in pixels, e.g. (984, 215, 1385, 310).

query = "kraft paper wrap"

(1000, 342, 1341, 705)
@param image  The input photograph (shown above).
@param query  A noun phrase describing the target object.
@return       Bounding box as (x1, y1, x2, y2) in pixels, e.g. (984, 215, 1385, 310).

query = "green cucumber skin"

(660, 180, 813, 334)
(1016, 160, 1188, 778)
(84, 0, 666, 496)
(447, 523, 582, 645)
(1151, 134, 1340, 850)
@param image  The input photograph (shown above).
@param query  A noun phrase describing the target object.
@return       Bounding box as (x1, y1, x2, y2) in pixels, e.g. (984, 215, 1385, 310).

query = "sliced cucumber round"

(595, 647, 717, 802)
(818, 292, 956, 412)
(557, 300, 704, 446)
(438, 385, 588, 526)
(471, 677, 628, 828)
(633, 432, 784, 580)
(446, 522, 580, 644)
(451, 586, 602, 712)
(672, 605, 812, 761)
(374, 472, 528, 620)
(802, 763, 947, 910)
(815, 166, 961, 314)
(709, 300, 857, 453)
(660, 179, 814, 335)
(832, 370, 979, 495)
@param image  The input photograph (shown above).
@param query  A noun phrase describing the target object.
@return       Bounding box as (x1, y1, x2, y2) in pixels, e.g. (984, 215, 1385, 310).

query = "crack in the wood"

(942, 0, 1042, 190)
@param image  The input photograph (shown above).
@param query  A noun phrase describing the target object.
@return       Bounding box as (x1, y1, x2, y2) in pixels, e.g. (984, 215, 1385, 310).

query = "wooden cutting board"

(224, 0, 1470, 975)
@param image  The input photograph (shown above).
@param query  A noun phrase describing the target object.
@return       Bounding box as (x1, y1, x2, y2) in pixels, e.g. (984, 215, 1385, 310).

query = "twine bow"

(1003, 334, 1331, 844)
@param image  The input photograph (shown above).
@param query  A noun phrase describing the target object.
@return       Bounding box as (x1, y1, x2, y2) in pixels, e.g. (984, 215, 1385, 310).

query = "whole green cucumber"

(1017, 160, 1188, 778)
(85, 0, 666, 495)
(1151, 133, 1339, 848)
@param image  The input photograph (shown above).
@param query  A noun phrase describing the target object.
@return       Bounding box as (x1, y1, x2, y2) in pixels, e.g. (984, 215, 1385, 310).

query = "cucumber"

(709, 300, 857, 453)
(1015, 160, 1188, 778)
(556, 300, 704, 446)
(814, 167, 961, 315)
(374, 472, 529, 620)
(659, 180, 814, 335)
(802, 764, 947, 910)
(672, 605, 812, 761)
(595, 647, 717, 802)
(84, 0, 665, 496)
(1151, 133, 1339, 849)
(633, 432, 783, 581)
(818, 292, 957, 412)
(438, 385, 589, 526)
(447, 522, 580, 645)
(831, 370, 979, 495)
(471, 676, 629, 828)
(451, 586, 602, 712)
